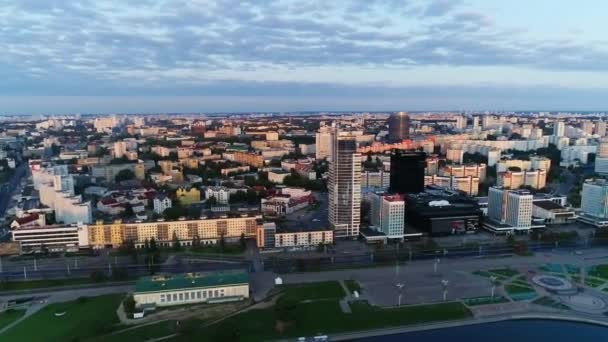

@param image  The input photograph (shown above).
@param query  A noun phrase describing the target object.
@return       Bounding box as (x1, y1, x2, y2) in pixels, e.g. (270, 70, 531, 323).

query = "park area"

(169, 281, 472, 341)
(0, 294, 123, 341)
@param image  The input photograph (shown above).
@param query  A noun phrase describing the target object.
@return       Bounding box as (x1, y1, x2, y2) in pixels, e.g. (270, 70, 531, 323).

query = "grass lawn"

(344, 280, 362, 294)
(588, 265, 608, 280)
(0, 278, 95, 291)
(532, 296, 569, 310)
(186, 245, 245, 255)
(168, 282, 471, 342)
(278, 281, 345, 304)
(464, 296, 509, 306)
(585, 278, 605, 288)
(488, 269, 519, 277)
(0, 294, 124, 341)
(0, 309, 26, 330)
(91, 320, 181, 342)
(505, 284, 535, 295)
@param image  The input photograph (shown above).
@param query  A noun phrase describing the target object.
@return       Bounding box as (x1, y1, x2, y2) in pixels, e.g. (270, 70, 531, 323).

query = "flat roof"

(533, 200, 565, 211)
(135, 271, 248, 293)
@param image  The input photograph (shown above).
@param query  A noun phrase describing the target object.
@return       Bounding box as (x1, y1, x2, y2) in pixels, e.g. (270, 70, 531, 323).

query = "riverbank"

(328, 311, 608, 341)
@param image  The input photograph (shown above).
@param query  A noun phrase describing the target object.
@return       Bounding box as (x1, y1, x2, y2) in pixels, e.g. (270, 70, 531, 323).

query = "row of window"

(159, 288, 226, 303)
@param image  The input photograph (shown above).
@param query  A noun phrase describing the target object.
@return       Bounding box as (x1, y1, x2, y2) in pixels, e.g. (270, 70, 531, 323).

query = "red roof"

(14, 213, 39, 225)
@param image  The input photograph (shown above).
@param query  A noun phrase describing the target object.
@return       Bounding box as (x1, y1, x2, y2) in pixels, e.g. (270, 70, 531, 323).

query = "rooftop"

(135, 271, 248, 293)
(533, 200, 566, 211)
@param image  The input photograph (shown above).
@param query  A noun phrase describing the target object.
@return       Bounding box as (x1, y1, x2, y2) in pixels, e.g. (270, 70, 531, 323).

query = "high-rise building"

(328, 131, 361, 238)
(553, 121, 565, 137)
(595, 138, 608, 175)
(315, 125, 333, 161)
(582, 121, 594, 136)
(389, 151, 426, 194)
(488, 187, 533, 228)
(596, 121, 607, 137)
(581, 179, 608, 219)
(370, 193, 405, 238)
(387, 112, 410, 142)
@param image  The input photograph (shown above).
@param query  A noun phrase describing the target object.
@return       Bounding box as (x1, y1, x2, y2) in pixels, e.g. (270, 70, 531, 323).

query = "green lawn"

(588, 265, 608, 280)
(585, 278, 605, 288)
(488, 269, 519, 277)
(464, 296, 509, 306)
(278, 281, 346, 304)
(0, 294, 124, 341)
(0, 278, 129, 292)
(0, 309, 26, 330)
(167, 282, 471, 342)
(505, 284, 535, 295)
(344, 280, 362, 294)
(91, 320, 181, 342)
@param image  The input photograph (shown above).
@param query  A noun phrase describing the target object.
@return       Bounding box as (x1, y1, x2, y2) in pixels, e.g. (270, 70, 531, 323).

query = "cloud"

(1, 0, 608, 102)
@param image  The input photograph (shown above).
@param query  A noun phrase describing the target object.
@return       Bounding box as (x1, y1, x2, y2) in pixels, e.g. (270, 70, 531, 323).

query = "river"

(354, 319, 608, 341)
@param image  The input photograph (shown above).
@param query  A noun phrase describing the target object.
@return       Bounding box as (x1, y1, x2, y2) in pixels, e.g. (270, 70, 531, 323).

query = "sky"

(2, 0, 608, 114)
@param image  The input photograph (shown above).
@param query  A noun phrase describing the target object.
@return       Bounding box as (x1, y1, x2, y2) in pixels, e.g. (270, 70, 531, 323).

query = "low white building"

(11, 224, 88, 252)
(133, 272, 249, 308)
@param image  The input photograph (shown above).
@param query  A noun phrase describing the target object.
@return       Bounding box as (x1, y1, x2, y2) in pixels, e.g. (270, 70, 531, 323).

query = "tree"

(149, 237, 158, 252)
(240, 232, 246, 251)
(120, 240, 138, 262)
(172, 231, 181, 251)
(219, 232, 226, 252)
(192, 234, 201, 249)
(115, 169, 135, 182)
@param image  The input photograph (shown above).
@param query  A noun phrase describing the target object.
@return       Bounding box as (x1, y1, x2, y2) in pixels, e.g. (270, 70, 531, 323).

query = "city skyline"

(3, 0, 608, 114)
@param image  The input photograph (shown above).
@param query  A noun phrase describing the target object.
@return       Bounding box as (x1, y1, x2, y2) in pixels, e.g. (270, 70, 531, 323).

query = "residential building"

(581, 179, 608, 220)
(497, 169, 547, 189)
(487, 187, 534, 230)
(205, 186, 230, 204)
(233, 151, 264, 168)
(256, 222, 333, 249)
(176, 187, 201, 206)
(595, 138, 608, 175)
(267, 169, 290, 184)
(315, 125, 333, 161)
(87, 215, 260, 248)
(369, 193, 405, 238)
(153, 194, 172, 214)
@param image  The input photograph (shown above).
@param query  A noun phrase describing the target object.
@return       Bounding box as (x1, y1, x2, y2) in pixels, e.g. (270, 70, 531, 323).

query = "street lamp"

(441, 279, 449, 301)
(434, 258, 440, 274)
(489, 275, 498, 298)
(396, 282, 405, 306)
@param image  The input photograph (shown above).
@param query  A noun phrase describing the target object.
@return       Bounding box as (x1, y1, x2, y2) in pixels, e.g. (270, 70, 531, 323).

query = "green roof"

(135, 271, 249, 293)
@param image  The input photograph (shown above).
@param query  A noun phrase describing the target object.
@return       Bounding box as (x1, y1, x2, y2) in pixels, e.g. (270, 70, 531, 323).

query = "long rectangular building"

(12, 225, 89, 252)
(134, 271, 249, 308)
(88, 215, 260, 248)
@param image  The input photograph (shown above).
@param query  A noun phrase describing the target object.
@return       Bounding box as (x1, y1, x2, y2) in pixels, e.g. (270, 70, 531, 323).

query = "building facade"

(328, 131, 361, 238)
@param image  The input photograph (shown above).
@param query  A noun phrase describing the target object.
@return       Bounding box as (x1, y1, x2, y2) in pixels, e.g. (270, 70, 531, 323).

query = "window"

(214, 290, 219, 297)
(197, 291, 202, 299)
(203, 291, 207, 298)
(179, 293, 184, 301)
(185, 292, 190, 300)
(173, 294, 177, 301)
(160, 294, 165, 303)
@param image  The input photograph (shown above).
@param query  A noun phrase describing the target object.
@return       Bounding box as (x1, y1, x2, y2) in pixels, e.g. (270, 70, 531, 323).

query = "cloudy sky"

(2, 0, 608, 114)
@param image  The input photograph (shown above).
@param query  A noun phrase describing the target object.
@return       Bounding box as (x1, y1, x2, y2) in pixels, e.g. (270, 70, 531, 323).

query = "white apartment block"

(497, 169, 547, 190)
(488, 187, 533, 229)
(153, 195, 172, 214)
(581, 180, 608, 219)
(370, 193, 405, 238)
(204, 186, 230, 204)
(425, 175, 479, 195)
